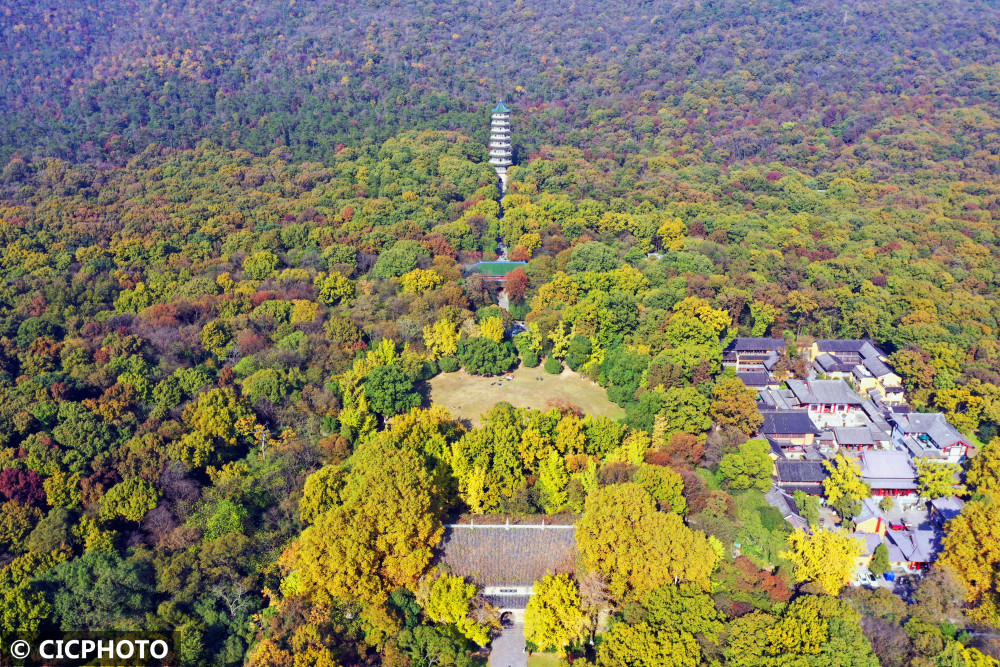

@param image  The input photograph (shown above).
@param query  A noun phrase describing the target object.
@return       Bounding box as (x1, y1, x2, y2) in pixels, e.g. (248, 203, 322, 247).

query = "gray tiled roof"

(760, 410, 821, 435)
(762, 351, 780, 371)
(892, 412, 967, 449)
(787, 379, 864, 405)
(815, 339, 868, 353)
(856, 451, 917, 486)
(858, 341, 884, 360)
(815, 353, 855, 373)
(737, 371, 773, 388)
(929, 497, 965, 522)
(482, 594, 531, 609)
(765, 487, 811, 532)
(776, 460, 829, 483)
(853, 532, 885, 558)
(832, 427, 875, 446)
(814, 340, 886, 359)
(855, 497, 885, 525)
(439, 526, 576, 587)
(863, 356, 893, 377)
(758, 387, 796, 411)
(732, 337, 787, 352)
(885, 529, 938, 563)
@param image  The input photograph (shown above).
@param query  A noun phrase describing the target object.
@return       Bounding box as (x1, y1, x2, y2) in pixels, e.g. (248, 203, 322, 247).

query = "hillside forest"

(1, 0, 1000, 665)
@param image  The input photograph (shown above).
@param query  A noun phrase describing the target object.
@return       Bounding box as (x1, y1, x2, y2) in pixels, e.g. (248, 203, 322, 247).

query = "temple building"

(489, 101, 512, 191)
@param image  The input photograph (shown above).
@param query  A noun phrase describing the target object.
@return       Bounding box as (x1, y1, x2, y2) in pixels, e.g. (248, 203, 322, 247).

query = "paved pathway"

(489, 624, 527, 667)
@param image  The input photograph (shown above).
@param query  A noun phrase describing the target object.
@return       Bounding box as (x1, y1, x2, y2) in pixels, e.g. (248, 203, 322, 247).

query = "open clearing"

(526, 653, 561, 667)
(428, 365, 625, 426)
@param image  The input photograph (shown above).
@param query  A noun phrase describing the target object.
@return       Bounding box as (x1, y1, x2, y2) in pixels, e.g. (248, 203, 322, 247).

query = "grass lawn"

(428, 366, 625, 427)
(527, 653, 562, 667)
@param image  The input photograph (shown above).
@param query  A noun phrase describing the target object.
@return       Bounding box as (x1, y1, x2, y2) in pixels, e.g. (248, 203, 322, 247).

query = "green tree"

(726, 595, 878, 667)
(43, 550, 155, 631)
(0, 552, 60, 648)
(51, 402, 114, 466)
(544, 356, 563, 374)
(242, 250, 279, 280)
(640, 583, 724, 642)
(793, 489, 820, 528)
(200, 319, 233, 358)
(451, 404, 525, 512)
(655, 386, 712, 434)
(632, 465, 687, 514)
(565, 334, 592, 371)
(99, 478, 160, 523)
(365, 365, 421, 417)
(524, 574, 588, 655)
(567, 241, 621, 273)
(456, 337, 516, 376)
(869, 543, 890, 577)
(241, 368, 291, 404)
(719, 439, 773, 492)
(397, 624, 480, 667)
(373, 240, 429, 278)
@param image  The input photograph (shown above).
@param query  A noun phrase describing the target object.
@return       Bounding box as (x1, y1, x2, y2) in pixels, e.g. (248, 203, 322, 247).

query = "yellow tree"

(822, 453, 870, 519)
(656, 216, 687, 252)
(553, 414, 586, 455)
(967, 437, 1000, 499)
(536, 450, 570, 514)
(421, 573, 492, 646)
(524, 574, 588, 655)
(781, 528, 863, 595)
(710, 376, 765, 436)
(423, 319, 460, 359)
(577, 484, 717, 601)
(314, 272, 356, 306)
(480, 316, 505, 344)
(915, 458, 965, 500)
(939, 499, 1000, 626)
(398, 268, 444, 293)
(290, 439, 444, 605)
(548, 321, 572, 358)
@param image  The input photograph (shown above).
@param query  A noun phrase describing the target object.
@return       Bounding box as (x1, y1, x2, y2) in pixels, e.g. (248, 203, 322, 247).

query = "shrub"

(522, 350, 540, 368)
(438, 357, 459, 373)
(544, 356, 563, 374)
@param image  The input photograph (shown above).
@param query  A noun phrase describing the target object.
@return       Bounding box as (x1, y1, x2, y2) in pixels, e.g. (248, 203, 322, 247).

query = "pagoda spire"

(488, 101, 512, 192)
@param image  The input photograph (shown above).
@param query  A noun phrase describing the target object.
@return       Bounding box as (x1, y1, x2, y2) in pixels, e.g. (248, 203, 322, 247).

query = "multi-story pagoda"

(489, 101, 512, 191)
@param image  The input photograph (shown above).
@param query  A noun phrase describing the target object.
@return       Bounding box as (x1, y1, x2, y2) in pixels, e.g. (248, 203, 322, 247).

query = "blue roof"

(492, 101, 510, 114)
